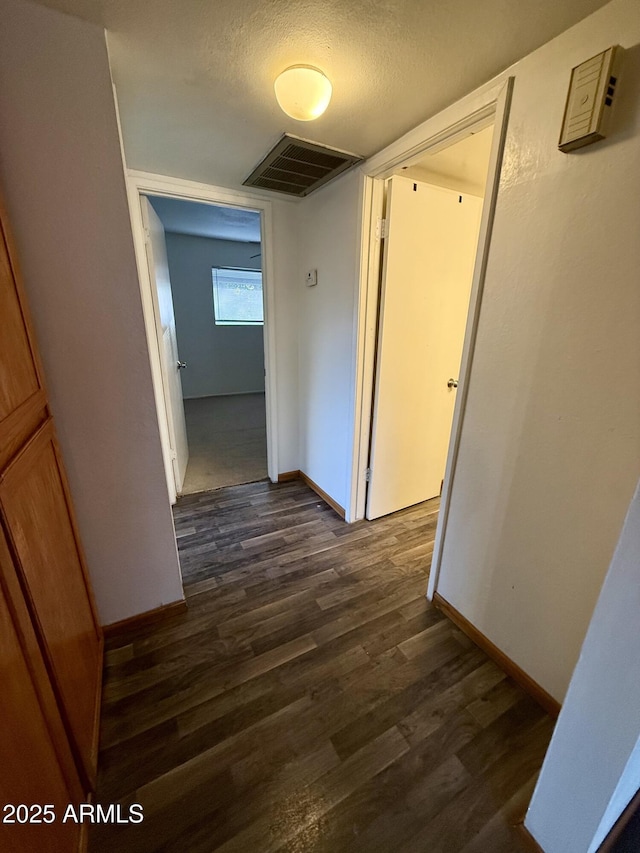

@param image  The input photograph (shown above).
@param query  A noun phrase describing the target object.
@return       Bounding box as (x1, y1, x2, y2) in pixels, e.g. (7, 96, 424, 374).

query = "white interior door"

(141, 197, 189, 496)
(366, 176, 483, 520)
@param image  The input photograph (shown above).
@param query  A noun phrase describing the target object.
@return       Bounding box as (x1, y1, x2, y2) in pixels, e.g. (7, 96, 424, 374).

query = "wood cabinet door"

(0, 201, 48, 472)
(0, 419, 102, 789)
(0, 527, 82, 853)
(0, 190, 102, 795)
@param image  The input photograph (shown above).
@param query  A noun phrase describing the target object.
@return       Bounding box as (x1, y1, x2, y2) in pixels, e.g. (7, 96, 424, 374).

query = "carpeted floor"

(180, 393, 267, 494)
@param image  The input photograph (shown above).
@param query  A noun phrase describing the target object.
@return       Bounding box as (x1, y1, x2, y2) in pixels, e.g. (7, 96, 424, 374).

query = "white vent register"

(559, 46, 623, 152)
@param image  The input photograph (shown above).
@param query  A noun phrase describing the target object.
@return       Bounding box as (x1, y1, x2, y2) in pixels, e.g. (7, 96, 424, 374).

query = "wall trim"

(514, 821, 546, 853)
(350, 77, 514, 542)
(347, 173, 380, 524)
(300, 471, 346, 519)
(277, 470, 300, 482)
(276, 469, 345, 517)
(183, 390, 266, 400)
(124, 170, 280, 498)
(364, 76, 507, 178)
(433, 592, 561, 718)
(103, 599, 187, 638)
(426, 77, 514, 601)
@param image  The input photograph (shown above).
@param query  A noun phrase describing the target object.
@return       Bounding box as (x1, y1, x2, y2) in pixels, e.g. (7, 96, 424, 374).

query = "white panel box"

(559, 46, 623, 152)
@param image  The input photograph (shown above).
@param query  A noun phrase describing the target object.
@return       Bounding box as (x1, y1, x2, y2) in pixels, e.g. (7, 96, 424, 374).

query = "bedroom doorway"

(145, 195, 267, 495)
(128, 174, 279, 503)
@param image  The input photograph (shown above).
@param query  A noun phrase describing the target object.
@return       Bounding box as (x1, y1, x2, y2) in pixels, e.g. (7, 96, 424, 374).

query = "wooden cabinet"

(0, 527, 83, 853)
(0, 205, 47, 474)
(0, 194, 103, 846)
(0, 421, 102, 787)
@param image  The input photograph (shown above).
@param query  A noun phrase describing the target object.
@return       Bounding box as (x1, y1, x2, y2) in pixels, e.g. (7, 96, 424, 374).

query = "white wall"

(401, 167, 484, 197)
(270, 199, 300, 475)
(164, 233, 265, 398)
(435, 0, 640, 701)
(525, 479, 640, 853)
(592, 738, 640, 852)
(297, 170, 365, 509)
(0, 0, 184, 625)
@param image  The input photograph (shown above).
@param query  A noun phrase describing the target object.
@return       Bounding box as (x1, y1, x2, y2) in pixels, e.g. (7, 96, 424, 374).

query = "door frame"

(365, 178, 485, 522)
(140, 197, 189, 495)
(126, 170, 279, 502)
(348, 77, 514, 601)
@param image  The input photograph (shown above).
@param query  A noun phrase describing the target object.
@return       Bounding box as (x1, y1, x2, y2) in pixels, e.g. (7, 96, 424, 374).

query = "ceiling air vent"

(243, 134, 363, 198)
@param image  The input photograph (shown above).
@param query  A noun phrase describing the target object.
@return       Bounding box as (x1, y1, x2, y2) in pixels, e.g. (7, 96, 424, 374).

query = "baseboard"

(432, 592, 561, 718)
(299, 471, 346, 520)
(183, 390, 265, 400)
(513, 821, 546, 853)
(277, 470, 301, 482)
(103, 599, 188, 638)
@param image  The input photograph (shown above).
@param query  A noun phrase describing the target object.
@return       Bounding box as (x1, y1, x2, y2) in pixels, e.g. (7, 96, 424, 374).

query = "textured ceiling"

(30, 0, 611, 190)
(149, 196, 261, 242)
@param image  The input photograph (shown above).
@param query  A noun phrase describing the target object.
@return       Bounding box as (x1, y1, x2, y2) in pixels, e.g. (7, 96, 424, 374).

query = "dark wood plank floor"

(90, 479, 554, 853)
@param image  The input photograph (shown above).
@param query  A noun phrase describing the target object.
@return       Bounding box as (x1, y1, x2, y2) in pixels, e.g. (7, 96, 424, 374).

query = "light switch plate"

(559, 46, 622, 152)
(306, 269, 318, 287)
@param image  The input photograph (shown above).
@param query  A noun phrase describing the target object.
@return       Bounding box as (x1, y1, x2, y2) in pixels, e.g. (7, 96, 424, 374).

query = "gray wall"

(526, 478, 640, 853)
(165, 233, 265, 398)
(0, 0, 184, 624)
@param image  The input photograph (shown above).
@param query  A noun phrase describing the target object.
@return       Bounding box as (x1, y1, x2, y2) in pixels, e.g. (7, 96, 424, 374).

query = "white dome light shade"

(274, 65, 332, 121)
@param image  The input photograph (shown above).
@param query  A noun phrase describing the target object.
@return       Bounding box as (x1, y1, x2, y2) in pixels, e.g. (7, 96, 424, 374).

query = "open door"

(366, 176, 483, 520)
(140, 197, 189, 496)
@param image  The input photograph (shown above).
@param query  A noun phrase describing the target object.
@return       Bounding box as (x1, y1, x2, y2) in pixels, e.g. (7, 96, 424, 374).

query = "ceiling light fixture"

(274, 65, 332, 121)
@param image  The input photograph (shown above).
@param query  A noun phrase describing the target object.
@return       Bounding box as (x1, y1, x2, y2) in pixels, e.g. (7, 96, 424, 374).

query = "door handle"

(177, 361, 187, 370)
(447, 378, 458, 389)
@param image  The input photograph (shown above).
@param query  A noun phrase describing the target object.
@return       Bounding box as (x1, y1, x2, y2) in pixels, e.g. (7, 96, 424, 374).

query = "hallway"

(93, 480, 553, 852)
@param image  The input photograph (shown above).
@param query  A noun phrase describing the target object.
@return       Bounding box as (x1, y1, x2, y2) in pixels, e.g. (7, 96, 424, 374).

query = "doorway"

(127, 174, 279, 504)
(144, 195, 267, 495)
(349, 78, 513, 600)
(366, 125, 494, 519)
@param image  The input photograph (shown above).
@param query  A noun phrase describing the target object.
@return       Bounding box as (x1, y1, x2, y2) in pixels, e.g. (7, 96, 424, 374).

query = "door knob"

(447, 378, 458, 389)
(177, 361, 187, 370)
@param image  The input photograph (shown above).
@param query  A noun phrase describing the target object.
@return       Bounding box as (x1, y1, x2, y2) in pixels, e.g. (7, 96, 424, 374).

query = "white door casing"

(127, 172, 279, 497)
(348, 77, 513, 603)
(140, 197, 189, 497)
(366, 177, 483, 520)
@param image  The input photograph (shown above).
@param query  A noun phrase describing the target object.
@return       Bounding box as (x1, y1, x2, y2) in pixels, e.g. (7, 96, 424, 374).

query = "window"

(212, 267, 264, 325)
